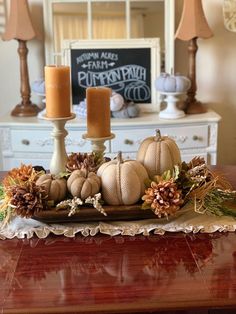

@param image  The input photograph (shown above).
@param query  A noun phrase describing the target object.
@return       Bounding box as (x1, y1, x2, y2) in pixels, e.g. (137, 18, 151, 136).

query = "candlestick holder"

(43, 113, 76, 175)
(159, 92, 186, 119)
(82, 133, 115, 155)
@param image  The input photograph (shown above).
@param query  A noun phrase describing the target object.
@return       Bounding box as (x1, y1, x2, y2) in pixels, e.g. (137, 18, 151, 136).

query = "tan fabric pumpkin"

(136, 129, 181, 178)
(67, 169, 101, 200)
(97, 152, 149, 205)
(36, 174, 67, 203)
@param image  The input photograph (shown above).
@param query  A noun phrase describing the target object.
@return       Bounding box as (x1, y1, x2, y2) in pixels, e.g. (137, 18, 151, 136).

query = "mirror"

(43, 0, 174, 73)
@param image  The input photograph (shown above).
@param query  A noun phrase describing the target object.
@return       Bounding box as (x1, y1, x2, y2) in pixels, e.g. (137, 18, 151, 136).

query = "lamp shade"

(2, 0, 36, 41)
(175, 0, 213, 41)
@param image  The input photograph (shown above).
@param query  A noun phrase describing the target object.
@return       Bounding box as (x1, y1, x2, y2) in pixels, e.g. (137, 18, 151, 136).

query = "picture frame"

(62, 38, 161, 112)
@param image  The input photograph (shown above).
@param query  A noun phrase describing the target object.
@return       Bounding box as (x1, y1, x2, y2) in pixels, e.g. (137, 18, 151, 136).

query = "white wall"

(0, 0, 236, 164)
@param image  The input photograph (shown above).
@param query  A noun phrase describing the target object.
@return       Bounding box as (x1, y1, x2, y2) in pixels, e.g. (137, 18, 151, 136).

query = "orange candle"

(86, 87, 111, 138)
(45, 65, 71, 118)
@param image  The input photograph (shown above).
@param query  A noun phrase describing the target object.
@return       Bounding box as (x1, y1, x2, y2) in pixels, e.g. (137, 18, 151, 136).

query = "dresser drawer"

(11, 129, 93, 153)
(111, 125, 209, 153)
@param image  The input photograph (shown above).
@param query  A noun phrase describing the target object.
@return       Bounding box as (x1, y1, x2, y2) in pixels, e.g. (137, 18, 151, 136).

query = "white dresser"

(0, 110, 221, 171)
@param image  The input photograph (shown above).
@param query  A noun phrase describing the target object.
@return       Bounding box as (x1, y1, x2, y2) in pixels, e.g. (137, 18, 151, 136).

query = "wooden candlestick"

(82, 133, 115, 155)
(185, 38, 207, 114)
(43, 113, 75, 175)
(11, 40, 39, 117)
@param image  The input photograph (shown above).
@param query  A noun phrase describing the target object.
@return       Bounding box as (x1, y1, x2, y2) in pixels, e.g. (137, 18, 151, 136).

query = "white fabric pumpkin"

(136, 129, 181, 178)
(155, 73, 191, 93)
(110, 92, 124, 112)
(97, 152, 149, 205)
(67, 169, 101, 200)
(111, 102, 140, 119)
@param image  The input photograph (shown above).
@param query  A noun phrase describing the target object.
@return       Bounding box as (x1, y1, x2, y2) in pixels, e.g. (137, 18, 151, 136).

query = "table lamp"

(175, 0, 213, 114)
(2, 0, 39, 117)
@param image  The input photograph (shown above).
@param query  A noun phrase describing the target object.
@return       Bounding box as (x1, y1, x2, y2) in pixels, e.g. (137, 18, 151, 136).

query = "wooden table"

(0, 167, 236, 314)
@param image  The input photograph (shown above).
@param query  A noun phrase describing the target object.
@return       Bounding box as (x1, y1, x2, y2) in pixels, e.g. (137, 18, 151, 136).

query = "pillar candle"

(45, 65, 71, 118)
(86, 87, 111, 138)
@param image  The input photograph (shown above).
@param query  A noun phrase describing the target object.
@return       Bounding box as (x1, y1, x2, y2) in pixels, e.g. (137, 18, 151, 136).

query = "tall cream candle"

(86, 87, 111, 138)
(45, 65, 71, 118)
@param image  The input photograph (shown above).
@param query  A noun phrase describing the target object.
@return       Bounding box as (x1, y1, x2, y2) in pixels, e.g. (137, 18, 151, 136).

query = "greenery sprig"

(142, 157, 236, 219)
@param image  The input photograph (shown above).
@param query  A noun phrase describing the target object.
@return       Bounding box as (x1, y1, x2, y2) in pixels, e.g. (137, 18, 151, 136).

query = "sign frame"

(62, 38, 161, 112)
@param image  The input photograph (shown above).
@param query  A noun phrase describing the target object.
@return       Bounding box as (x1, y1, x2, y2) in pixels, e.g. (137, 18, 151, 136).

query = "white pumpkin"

(97, 152, 149, 205)
(111, 102, 140, 119)
(110, 92, 124, 112)
(155, 72, 191, 93)
(136, 129, 181, 178)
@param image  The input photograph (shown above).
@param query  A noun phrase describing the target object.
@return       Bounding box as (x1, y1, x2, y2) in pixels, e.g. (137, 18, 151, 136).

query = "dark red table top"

(0, 166, 236, 314)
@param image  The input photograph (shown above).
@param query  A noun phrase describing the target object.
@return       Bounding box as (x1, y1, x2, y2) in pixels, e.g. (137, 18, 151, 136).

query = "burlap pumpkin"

(97, 152, 149, 205)
(67, 169, 101, 200)
(136, 129, 181, 178)
(36, 174, 67, 203)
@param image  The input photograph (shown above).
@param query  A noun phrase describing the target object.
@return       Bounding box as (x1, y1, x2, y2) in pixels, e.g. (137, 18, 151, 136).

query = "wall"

(0, 0, 45, 116)
(175, 0, 236, 165)
(0, 0, 236, 164)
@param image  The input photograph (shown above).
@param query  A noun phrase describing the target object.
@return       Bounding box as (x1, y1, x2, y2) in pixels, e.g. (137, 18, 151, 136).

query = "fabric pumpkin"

(97, 152, 149, 205)
(136, 129, 181, 178)
(110, 92, 124, 112)
(36, 174, 67, 203)
(111, 102, 140, 119)
(67, 169, 101, 200)
(155, 72, 191, 93)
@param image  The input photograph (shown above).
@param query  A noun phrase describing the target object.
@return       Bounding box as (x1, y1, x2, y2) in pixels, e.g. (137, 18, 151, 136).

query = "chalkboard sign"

(63, 39, 160, 111)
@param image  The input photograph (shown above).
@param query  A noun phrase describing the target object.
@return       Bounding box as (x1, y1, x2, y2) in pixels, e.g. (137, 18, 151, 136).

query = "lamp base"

(11, 102, 40, 117)
(185, 100, 207, 114)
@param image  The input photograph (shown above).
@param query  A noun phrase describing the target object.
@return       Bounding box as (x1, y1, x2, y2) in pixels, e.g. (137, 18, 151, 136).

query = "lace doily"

(1, 207, 236, 240)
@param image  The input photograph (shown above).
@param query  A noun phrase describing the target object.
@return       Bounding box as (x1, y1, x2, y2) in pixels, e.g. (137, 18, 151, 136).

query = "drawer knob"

(21, 139, 30, 145)
(193, 135, 201, 141)
(124, 139, 134, 145)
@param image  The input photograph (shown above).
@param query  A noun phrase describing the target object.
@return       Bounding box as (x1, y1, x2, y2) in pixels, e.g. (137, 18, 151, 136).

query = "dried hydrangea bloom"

(142, 179, 183, 218)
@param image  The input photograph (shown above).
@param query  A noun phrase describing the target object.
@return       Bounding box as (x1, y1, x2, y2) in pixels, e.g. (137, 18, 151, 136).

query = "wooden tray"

(32, 204, 158, 223)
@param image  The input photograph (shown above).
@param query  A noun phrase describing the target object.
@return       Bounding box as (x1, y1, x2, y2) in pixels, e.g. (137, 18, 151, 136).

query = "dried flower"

(3, 164, 41, 189)
(85, 193, 107, 216)
(56, 193, 106, 217)
(8, 181, 47, 218)
(142, 179, 183, 218)
(66, 152, 104, 173)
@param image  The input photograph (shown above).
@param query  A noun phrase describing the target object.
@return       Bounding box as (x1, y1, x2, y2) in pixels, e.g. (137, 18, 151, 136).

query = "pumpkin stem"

(117, 151, 123, 163)
(154, 129, 162, 142)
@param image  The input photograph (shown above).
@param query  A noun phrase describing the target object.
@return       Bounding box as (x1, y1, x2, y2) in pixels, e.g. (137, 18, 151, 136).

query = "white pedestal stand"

(82, 133, 115, 155)
(43, 113, 76, 175)
(159, 92, 186, 119)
